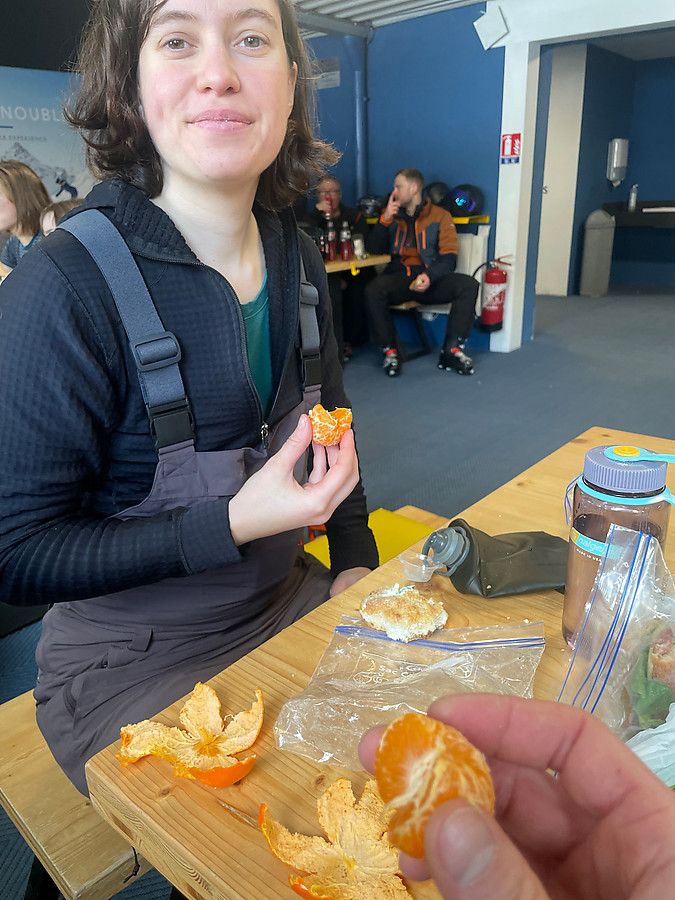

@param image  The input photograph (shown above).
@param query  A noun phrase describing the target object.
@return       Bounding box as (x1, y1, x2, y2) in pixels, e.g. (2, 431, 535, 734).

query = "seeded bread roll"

(360, 584, 448, 642)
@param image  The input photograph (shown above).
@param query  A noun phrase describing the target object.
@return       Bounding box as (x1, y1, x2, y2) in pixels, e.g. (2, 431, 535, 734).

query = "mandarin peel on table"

(117, 682, 263, 788)
(373, 711, 495, 859)
(259, 777, 409, 899)
(308, 404, 353, 447)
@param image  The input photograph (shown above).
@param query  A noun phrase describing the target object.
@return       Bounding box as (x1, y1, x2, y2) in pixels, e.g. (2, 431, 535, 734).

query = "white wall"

(535, 44, 586, 296)
(485, 0, 675, 351)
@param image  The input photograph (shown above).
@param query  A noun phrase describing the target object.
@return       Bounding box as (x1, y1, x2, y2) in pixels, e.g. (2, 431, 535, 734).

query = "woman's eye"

(164, 38, 187, 51)
(240, 35, 265, 49)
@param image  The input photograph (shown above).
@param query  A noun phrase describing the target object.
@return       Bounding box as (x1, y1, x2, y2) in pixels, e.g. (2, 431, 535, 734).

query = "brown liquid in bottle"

(562, 487, 670, 645)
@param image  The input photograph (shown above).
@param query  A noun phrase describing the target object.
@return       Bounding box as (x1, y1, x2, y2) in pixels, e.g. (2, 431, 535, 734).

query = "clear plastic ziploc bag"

(274, 618, 545, 769)
(557, 524, 675, 786)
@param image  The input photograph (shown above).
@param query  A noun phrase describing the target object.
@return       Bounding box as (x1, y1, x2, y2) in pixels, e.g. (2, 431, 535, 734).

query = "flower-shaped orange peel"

(116, 682, 263, 788)
(308, 404, 353, 447)
(259, 777, 409, 899)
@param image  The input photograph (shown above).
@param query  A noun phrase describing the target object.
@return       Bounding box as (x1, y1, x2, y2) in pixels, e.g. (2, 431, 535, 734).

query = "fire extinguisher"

(472, 257, 512, 333)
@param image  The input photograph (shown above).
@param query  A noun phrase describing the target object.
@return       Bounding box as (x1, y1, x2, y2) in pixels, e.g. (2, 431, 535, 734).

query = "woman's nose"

(196, 41, 241, 94)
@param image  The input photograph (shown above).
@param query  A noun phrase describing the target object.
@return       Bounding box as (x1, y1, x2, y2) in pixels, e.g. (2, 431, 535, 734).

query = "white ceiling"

(295, 2, 675, 61)
(589, 28, 675, 60)
(293, 0, 485, 36)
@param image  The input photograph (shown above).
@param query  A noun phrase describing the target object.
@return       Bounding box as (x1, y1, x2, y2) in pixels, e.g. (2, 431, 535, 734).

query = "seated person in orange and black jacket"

(304, 175, 370, 361)
(365, 167, 478, 378)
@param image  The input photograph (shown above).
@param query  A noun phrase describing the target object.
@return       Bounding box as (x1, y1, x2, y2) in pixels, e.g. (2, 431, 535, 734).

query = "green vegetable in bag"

(629, 646, 675, 731)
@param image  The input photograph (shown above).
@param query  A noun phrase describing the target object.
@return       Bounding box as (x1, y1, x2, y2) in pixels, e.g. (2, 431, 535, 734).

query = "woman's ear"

(287, 62, 298, 115)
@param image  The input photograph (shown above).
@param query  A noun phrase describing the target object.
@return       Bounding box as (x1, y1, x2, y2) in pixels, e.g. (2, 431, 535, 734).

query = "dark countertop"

(602, 200, 675, 228)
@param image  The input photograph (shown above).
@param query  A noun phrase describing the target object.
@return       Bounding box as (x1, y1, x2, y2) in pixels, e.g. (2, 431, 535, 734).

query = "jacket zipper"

(136, 252, 274, 450)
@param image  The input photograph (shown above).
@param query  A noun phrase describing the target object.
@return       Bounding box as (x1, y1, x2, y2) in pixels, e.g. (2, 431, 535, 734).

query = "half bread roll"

(360, 584, 448, 642)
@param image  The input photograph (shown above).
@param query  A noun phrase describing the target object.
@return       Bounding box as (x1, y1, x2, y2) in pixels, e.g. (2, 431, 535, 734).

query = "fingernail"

(435, 806, 496, 887)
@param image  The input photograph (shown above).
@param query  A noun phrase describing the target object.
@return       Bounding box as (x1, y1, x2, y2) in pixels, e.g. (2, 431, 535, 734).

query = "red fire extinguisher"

(473, 257, 512, 333)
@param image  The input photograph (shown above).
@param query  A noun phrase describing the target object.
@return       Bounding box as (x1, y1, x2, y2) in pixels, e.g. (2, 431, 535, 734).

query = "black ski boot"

(382, 346, 401, 377)
(438, 346, 474, 375)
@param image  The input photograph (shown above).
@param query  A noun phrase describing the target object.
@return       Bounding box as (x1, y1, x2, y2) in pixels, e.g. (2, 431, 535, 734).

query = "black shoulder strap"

(59, 209, 322, 447)
(298, 252, 321, 389)
(59, 209, 194, 450)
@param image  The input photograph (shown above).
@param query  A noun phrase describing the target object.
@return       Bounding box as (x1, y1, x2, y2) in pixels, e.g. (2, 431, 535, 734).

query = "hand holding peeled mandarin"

(229, 414, 359, 546)
(308, 404, 352, 446)
(359, 694, 675, 900)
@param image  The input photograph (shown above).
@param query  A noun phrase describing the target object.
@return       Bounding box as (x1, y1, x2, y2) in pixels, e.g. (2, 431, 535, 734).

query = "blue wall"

(628, 57, 675, 196)
(308, 5, 504, 239)
(366, 6, 504, 225)
(307, 34, 365, 204)
(612, 57, 675, 288)
(573, 45, 636, 292)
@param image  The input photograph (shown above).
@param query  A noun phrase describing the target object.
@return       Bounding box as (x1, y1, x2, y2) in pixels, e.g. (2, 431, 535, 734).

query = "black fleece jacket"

(0, 178, 377, 606)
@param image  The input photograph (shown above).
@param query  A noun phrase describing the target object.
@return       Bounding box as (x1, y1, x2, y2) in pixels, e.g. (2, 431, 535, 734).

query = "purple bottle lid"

(583, 445, 667, 496)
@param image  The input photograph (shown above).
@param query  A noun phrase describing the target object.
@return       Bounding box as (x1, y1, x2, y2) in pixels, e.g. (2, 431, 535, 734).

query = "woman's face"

(137, 0, 297, 194)
(0, 185, 18, 234)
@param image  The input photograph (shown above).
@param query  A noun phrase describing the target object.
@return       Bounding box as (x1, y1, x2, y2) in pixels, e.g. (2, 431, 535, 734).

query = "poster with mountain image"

(0, 65, 94, 199)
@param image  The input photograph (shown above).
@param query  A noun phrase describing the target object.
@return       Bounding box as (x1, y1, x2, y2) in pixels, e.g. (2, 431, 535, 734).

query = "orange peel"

(374, 711, 495, 858)
(308, 404, 352, 447)
(259, 778, 409, 899)
(117, 682, 263, 788)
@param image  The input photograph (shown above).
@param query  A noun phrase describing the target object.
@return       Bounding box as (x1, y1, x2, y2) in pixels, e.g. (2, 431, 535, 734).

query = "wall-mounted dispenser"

(607, 138, 628, 187)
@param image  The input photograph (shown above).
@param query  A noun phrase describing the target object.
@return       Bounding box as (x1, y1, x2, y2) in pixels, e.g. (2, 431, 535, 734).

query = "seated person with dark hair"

(365, 168, 479, 378)
(304, 175, 369, 361)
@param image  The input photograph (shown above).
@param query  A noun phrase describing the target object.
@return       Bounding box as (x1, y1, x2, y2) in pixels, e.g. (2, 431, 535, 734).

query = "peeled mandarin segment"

(308, 404, 353, 446)
(374, 712, 495, 859)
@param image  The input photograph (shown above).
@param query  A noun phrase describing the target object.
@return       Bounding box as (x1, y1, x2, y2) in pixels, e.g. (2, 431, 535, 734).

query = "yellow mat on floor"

(304, 507, 436, 569)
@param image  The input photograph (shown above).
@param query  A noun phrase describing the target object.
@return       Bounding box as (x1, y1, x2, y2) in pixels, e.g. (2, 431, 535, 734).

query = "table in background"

(324, 252, 390, 275)
(86, 426, 675, 900)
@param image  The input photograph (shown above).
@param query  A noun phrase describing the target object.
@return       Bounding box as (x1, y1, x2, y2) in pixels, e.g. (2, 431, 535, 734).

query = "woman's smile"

(190, 107, 253, 131)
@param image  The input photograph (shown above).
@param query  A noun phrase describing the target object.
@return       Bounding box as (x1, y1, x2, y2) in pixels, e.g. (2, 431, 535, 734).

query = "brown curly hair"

(65, 0, 338, 208)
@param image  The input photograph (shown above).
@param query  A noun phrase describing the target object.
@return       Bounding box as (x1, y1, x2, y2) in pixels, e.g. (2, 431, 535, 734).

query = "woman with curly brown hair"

(0, 0, 376, 795)
(0, 159, 50, 269)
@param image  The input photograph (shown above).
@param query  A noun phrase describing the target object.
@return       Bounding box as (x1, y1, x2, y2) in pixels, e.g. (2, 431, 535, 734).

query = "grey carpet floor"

(347, 288, 675, 518)
(1, 287, 673, 899)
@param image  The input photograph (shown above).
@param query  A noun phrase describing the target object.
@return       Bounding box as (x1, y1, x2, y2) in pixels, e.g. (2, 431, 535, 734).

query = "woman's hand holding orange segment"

(308, 404, 352, 447)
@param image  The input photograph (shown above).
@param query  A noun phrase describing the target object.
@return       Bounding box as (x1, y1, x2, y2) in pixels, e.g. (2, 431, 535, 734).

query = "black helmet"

(358, 195, 384, 218)
(446, 184, 484, 217)
(423, 181, 450, 206)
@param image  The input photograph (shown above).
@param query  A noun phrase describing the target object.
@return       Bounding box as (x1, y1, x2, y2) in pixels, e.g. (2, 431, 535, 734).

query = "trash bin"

(580, 209, 615, 297)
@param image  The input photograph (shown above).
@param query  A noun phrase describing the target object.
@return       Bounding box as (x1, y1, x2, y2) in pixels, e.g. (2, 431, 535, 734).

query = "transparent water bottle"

(339, 220, 353, 261)
(325, 218, 337, 261)
(628, 183, 638, 213)
(563, 445, 672, 645)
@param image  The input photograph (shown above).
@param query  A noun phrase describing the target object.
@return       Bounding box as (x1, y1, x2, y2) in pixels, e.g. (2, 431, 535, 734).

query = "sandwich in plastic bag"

(274, 618, 545, 770)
